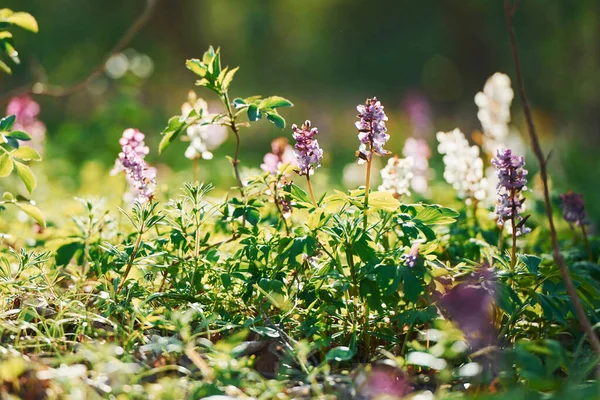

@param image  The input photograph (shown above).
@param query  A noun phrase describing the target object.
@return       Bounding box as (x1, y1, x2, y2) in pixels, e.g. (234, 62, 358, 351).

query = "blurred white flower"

(402, 137, 431, 194)
(475, 72, 514, 155)
(437, 129, 488, 204)
(379, 156, 414, 198)
(181, 91, 227, 160)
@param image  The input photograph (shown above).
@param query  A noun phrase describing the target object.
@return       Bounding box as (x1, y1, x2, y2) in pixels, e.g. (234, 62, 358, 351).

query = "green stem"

(306, 174, 318, 208)
(581, 225, 593, 262)
(117, 228, 143, 293)
(363, 156, 373, 230)
(222, 91, 244, 196)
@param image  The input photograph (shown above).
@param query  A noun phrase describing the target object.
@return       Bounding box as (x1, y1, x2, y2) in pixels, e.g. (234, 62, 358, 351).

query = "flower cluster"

(475, 73, 514, 155)
(261, 137, 297, 175)
(356, 97, 390, 164)
(181, 91, 227, 160)
(402, 137, 431, 194)
(6, 96, 47, 153)
(437, 129, 488, 204)
(112, 129, 156, 204)
(559, 192, 587, 227)
(378, 156, 414, 198)
(292, 120, 323, 176)
(491, 148, 530, 236)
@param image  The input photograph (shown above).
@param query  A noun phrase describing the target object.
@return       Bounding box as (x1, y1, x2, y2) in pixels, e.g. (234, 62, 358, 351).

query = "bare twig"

(1, 0, 158, 100)
(504, 0, 600, 357)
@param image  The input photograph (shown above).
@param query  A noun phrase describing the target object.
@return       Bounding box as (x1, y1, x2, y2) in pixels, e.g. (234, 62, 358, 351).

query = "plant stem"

(510, 189, 517, 270)
(222, 91, 245, 196)
(363, 156, 373, 230)
(581, 225, 593, 262)
(505, 0, 600, 358)
(306, 175, 318, 208)
(273, 181, 290, 235)
(117, 229, 143, 293)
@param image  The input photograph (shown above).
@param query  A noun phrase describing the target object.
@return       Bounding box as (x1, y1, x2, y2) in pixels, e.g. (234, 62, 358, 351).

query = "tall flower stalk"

(292, 120, 323, 207)
(492, 148, 530, 268)
(355, 97, 390, 228)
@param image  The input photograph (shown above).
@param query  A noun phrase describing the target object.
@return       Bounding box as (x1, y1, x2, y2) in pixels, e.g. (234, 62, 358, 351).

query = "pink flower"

(261, 137, 296, 175)
(6, 96, 47, 153)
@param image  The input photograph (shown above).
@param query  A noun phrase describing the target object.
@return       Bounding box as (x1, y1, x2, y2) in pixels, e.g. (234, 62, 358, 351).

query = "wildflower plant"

(475, 72, 514, 155)
(292, 120, 323, 207)
(378, 155, 414, 199)
(560, 191, 592, 260)
(111, 128, 156, 204)
(492, 147, 530, 267)
(355, 97, 390, 227)
(3, 39, 600, 400)
(437, 128, 488, 205)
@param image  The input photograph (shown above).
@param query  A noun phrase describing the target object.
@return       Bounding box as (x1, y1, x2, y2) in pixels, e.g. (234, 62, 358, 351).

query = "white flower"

(378, 156, 414, 198)
(181, 91, 227, 160)
(437, 129, 487, 204)
(474, 73, 514, 155)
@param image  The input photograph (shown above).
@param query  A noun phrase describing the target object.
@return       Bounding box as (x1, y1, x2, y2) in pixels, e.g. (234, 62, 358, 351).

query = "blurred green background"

(1, 0, 600, 221)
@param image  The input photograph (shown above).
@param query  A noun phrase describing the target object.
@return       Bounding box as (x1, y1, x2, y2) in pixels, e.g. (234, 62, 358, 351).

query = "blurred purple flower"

(402, 93, 431, 138)
(112, 129, 156, 204)
(492, 148, 530, 236)
(440, 267, 497, 351)
(292, 120, 323, 176)
(6, 96, 47, 153)
(261, 137, 297, 175)
(355, 363, 412, 399)
(356, 97, 390, 164)
(559, 192, 587, 227)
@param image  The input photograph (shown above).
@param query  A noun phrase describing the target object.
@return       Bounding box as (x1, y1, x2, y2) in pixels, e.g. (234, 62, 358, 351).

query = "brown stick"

(1, 0, 158, 100)
(504, 0, 600, 356)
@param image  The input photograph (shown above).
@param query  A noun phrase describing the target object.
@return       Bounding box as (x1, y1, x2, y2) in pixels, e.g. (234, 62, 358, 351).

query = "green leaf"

(266, 111, 285, 129)
(520, 255, 542, 275)
(4, 12, 38, 32)
(158, 117, 186, 154)
(6, 130, 30, 140)
(326, 346, 355, 362)
(247, 104, 260, 121)
(415, 205, 459, 225)
(14, 201, 45, 227)
(0, 114, 15, 131)
(259, 96, 294, 109)
(11, 146, 41, 161)
(55, 241, 83, 267)
(185, 59, 206, 77)
(14, 161, 36, 193)
(368, 191, 400, 212)
(221, 66, 238, 90)
(0, 153, 13, 176)
(0, 59, 11, 74)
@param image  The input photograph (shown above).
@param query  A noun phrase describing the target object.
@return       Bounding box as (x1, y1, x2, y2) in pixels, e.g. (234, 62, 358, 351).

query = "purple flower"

(560, 192, 587, 227)
(261, 137, 297, 175)
(401, 243, 420, 268)
(402, 93, 431, 138)
(440, 267, 497, 351)
(112, 129, 156, 204)
(355, 97, 390, 164)
(491, 148, 530, 236)
(292, 120, 323, 176)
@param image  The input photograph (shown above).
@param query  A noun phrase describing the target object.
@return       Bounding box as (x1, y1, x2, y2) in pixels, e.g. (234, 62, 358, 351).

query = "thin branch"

(1, 0, 158, 100)
(504, 0, 600, 357)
